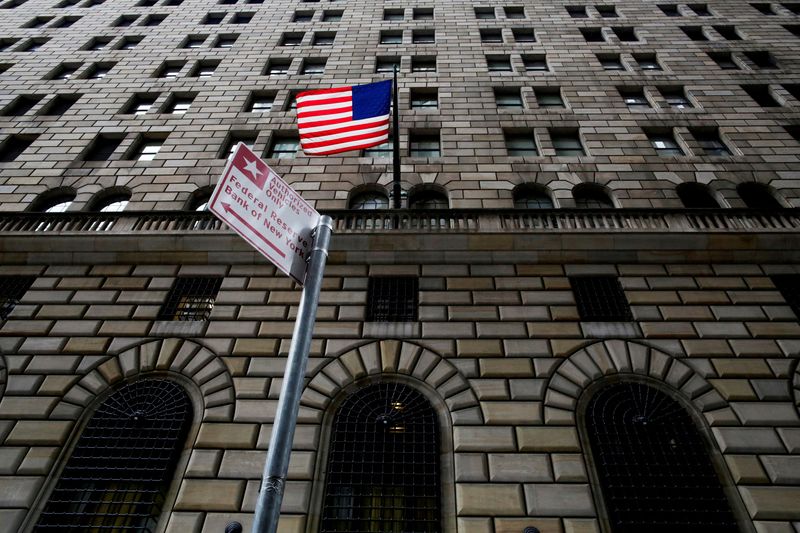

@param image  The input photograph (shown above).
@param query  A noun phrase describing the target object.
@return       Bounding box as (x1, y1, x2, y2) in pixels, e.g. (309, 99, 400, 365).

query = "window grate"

(35, 380, 192, 533)
(771, 275, 800, 319)
(157, 277, 222, 320)
(366, 277, 418, 321)
(320, 382, 440, 533)
(586, 382, 738, 533)
(0, 276, 35, 319)
(570, 276, 632, 321)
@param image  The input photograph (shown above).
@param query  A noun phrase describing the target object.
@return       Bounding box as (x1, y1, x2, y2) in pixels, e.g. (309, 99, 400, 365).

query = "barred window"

(569, 276, 632, 321)
(321, 382, 440, 533)
(0, 276, 35, 319)
(366, 277, 418, 321)
(585, 382, 738, 533)
(771, 275, 800, 319)
(158, 277, 222, 320)
(35, 379, 192, 533)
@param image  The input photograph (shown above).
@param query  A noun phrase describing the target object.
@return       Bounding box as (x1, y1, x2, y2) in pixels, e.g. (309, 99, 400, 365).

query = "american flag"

(296, 80, 392, 156)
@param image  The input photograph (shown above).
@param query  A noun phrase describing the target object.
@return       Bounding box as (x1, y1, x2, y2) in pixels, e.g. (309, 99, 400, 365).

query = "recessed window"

(182, 35, 206, 48)
(265, 59, 291, 75)
(411, 56, 436, 72)
(486, 55, 512, 71)
(535, 88, 564, 107)
(504, 6, 525, 18)
(783, 2, 800, 13)
(480, 28, 503, 43)
(123, 93, 158, 115)
(32, 190, 76, 213)
(681, 25, 707, 40)
(409, 189, 447, 209)
(412, 30, 435, 44)
(219, 131, 257, 157)
(658, 4, 681, 16)
(293, 10, 314, 22)
(784, 125, 800, 143)
(84, 63, 114, 80)
(117, 36, 143, 50)
(0, 95, 43, 116)
(598, 53, 625, 70)
(84, 37, 112, 50)
(25, 16, 54, 28)
(634, 53, 661, 70)
(55, 0, 80, 7)
(350, 190, 389, 208)
(190, 60, 219, 77)
(514, 185, 553, 208)
(0, 39, 19, 52)
(742, 84, 780, 107)
(376, 56, 400, 73)
(551, 130, 585, 156)
(362, 137, 392, 158)
(413, 7, 434, 20)
(20, 38, 49, 52)
(566, 5, 588, 17)
(82, 134, 123, 161)
(164, 94, 194, 115)
(646, 129, 684, 156)
(691, 128, 731, 156)
(312, 32, 335, 45)
(141, 14, 167, 26)
(245, 91, 274, 112)
(522, 54, 548, 71)
(714, 25, 741, 40)
(771, 275, 800, 318)
(708, 51, 739, 69)
(581, 28, 605, 42)
(495, 88, 524, 108)
(620, 88, 650, 109)
(570, 276, 631, 320)
(155, 61, 185, 78)
(380, 31, 403, 44)
(301, 58, 326, 74)
(113, 15, 138, 27)
(0, 135, 37, 162)
(688, 3, 712, 15)
(475, 7, 496, 19)
(231, 12, 254, 23)
(383, 8, 403, 20)
(54, 16, 81, 27)
(737, 182, 782, 209)
(785, 84, 800, 101)
(613, 27, 638, 41)
(92, 191, 130, 212)
(505, 131, 538, 156)
(744, 50, 778, 69)
(410, 88, 438, 108)
(596, 5, 618, 17)
(321, 10, 342, 21)
(267, 135, 300, 159)
(366, 278, 419, 321)
(38, 94, 80, 116)
(660, 87, 692, 108)
(129, 135, 166, 162)
(512, 28, 536, 42)
(48, 63, 81, 81)
(676, 182, 720, 208)
(203, 12, 225, 24)
(158, 277, 223, 320)
(214, 35, 238, 48)
(409, 131, 440, 157)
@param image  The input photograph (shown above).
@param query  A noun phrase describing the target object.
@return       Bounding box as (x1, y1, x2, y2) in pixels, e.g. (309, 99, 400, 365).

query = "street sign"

(209, 143, 320, 285)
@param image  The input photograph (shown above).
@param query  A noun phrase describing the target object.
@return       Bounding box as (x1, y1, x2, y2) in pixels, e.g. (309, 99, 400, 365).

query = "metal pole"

(251, 215, 333, 533)
(392, 65, 402, 209)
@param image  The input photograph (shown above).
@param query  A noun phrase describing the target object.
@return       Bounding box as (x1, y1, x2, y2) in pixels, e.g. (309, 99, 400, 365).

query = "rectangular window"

(646, 129, 684, 156)
(413, 8, 433, 20)
(411, 56, 436, 72)
(480, 29, 503, 43)
(265, 59, 291, 75)
(301, 58, 326, 74)
(566, 5, 588, 17)
(634, 53, 661, 70)
(312, 32, 335, 45)
(214, 35, 238, 48)
(380, 31, 403, 44)
(596, 5, 618, 17)
(486, 55, 512, 71)
(504, 6, 525, 18)
(714, 25, 741, 40)
(475, 7, 496, 19)
(321, 10, 342, 21)
(598, 53, 624, 70)
(82, 134, 123, 161)
(183, 35, 207, 48)
(495, 88, 523, 108)
(620, 88, 650, 109)
(412, 30, 435, 44)
(770, 275, 800, 319)
(156, 61, 185, 78)
(48, 63, 81, 80)
(512, 28, 536, 42)
(21, 38, 49, 52)
(245, 91, 275, 112)
(742, 84, 780, 107)
(366, 277, 418, 322)
(551, 130, 585, 156)
(113, 15, 138, 26)
(688, 3, 712, 15)
(141, 14, 167, 26)
(84, 63, 114, 80)
(535, 88, 564, 107)
(38, 94, 80, 116)
(0, 276, 35, 320)
(0, 39, 19, 52)
(383, 8, 403, 20)
(117, 36, 143, 50)
(410, 88, 438, 108)
(581, 28, 605, 42)
(1, 95, 43, 116)
(267, 135, 300, 158)
(783, 2, 800, 13)
(54, 16, 81, 27)
(522, 54, 548, 71)
(660, 87, 692, 108)
(25, 16, 54, 28)
(613, 27, 638, 41)
(681, 26, 707, 40)
(157, 277, 222, 321)
(691, 128, 731, 156)
(231, 12, 254, 23)
(165, 94, 194, 114)
(293, 10, 313, 22)
(708, 51, 739, 69)
(375, 56, 400, 73)
(751, 2, 776, 13)
(123, 94, 158, 115)
(570, 276, 633, 321)
(84, 37, 112, 50)
(220, 131, 257, 157)
(505, 131, 538, 156)
(0, 135, 37, 162)
(129, 135, 166, 161)
(190, 60, 219, 77)
(744, 50, 778, 69)
(409, 131, 440, 157)
(658, 4, 681, 16)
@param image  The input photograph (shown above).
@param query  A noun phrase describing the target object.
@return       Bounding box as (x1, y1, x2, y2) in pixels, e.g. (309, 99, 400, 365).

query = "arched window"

(35, 379, 192, 533)
(514, 184, 554, 209)
(677, 183, 720, 208)
(737, 182, 782, 209)
(89, 189, 132, 212)
(188, 189, 211, 211)
(585, 382, 739, 533)
(320, 382, 440, 533)
(409, 189, 448, 209)
(349, 191, 389, 210)
(29, 188, 76, 213)
(573, 184, 614, 208)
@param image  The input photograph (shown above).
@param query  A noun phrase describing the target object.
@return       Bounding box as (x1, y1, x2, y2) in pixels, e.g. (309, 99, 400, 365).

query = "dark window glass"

(410, 88, 438, 108)
(0, 276, 35, 319)
(677, 182, 720, 208)
(37, 95, 79, 115)
(522, 54, 548, 71)
(366, 277, 419, 322)
(567, 5, 588, 17)
(551, 130, 585, 156)
(320, 382, 439, 533)
(570, 276, 631, 320)
(783, 2, 800, 13)
(613, 27, 638, 41)
(620, 88, 650, 109)
(293, 10, 313, 22)
(410, 132, 440, 157)
(413, 8, 433, 20)
(709, 52, 739, 69)
(586, 382, 739, 533)
(742, 85, 780, 107)
(486, 55, 512, 71)
(409, 190, 447, 209)
(635, 53, 662, 70)
(661, 87, 692, 108)
(688, 3, 712, 15)
(714, 25, 741, 40)
(681, 26, 707, 40)
(512, 28, 536, 42)
(535, 88, 564, 107)
(34, 380, 192, 532)
(411, 56, 436, 72)
(785, 24, 800, 37)
(219, 131, 257, 157)
(495, 88, 523, 108)
(504, 6, 525, 18)
(658, 4, 681, 16)
(771, 275, 800, 319)
(350, 190, 389, 208)
(691, 128, 731, 156)
(505, 132, 538, 156)
(376, 57, 400, 73)
(231, 12, 253, 23)
(751, 2, 775, 14)
(581, 27, 605, 42)
(737, 182, 782, 209)
(646, 130, 684, 156)
(158, 277, 222, 320)
(82, 134, 122, 161)
(245, 92, 274, 112)
(597, 5, 618, 17)
(744, 50, 778, 69)
(598, 53, 624, 70)
(480, 29, 503, 43)
(574, 184, 613, 208)
(0, 135, 37, 162)
(514, 186, 552, 208)
(384, 8, 403, 20)
(267, 135, 299, 158)
(412, 30, 435, 43)
(475, 7, 495, 19)
(1, 95, 43, 116)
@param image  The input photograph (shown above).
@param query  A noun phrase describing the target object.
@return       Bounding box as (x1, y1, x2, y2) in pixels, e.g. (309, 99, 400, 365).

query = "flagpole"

(392, 65, 401, 209)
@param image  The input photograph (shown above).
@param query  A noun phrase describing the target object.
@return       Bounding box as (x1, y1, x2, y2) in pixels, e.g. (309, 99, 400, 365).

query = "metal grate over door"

(585, 382, 739, 533)
(320, 382, 440, 533)
(35, 380, 192, 533)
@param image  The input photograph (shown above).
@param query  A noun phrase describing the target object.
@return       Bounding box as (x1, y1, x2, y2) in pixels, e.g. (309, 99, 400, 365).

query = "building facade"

(1, 0, 800, 532)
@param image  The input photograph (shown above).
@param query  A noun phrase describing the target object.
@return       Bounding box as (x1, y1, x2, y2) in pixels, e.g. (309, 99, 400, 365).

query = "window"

(48, 63, 80, 81)
(156, 61, 185, 78)
(504, 6, 525, 18)
(117, 36, 143, 50)
(113, 15, 138, 27)
(54, 16, 81, 27)
(350, 190, 389, 208)
(376, 56, 400, 73)
(25, 16, 54, 28)
(0, 135, 37, 162)
(123, 94, 158, 115)
(581, 27, 605, 42)
(551, 130, 585, 156)
(82, 134, 122, 161)
(512, 28, 536, 42)
(84, 63, 114, 80)
(598, 53, 625, 70)
(215, 35, 238, 48)
(744, 50, 778, 69)
(586, 382, 739, 532)
(158, 277, 222, 320)
(165, 95, 194, 115)
(646, 129, 684, 156)
(92, 191, 130, 212)
(714, 25, 741, 40)
(620, 88, 650, 109)
(752, 1, 776, 13)
(480, 29, 503, 43)
(505, 131, 538, 156)
(293, 10, 313, 22)
(1, 95, 43, 116)
(691, 128, 731, 156)
(634, 53, 661, 70)
(658, 4, 681, 16)
(409, 132, 440, 157)
(267, 135, 299, 158)
(265, 59, 291, 75)
(21, 38, 49, 52)
(38, 94, 80, 115)
(182, 35, 206, 48)
(681, 26, 707, 40)
(522, 54, 548, 71)
(660, 87, 692, 108)
(535, 88, 565, 107)
(321, 10, 342, 21)
(486, 55, 512, 71)
(380, 31, 403, 44)
(676, 182, 720, 208)
(742, 84, 780, 107)
(320, 383, 439, 533)
(783, 84, 800, 101)
(566, 5, 588, 17)
(572, 185, 612, 210)
(708, 51, 739, 69)
(413, 7, 434, 20)
(783, 2, 800, 13)
(301, 58, 326, 74)
(785, 125, 800, 143)
(231, 12, 254, 23)
(688, 3, 712, 15)
(495, 88, 523, 108)
(412, 30, 435, 44)
(475, 7, 496, 19)
(570, 276, 631, 320)
(312, 32, 335, 45)
(771, 275, 800, 318)
(190, 60, 219, 78)
(0, 39, 19, 52)
(362, 137, 392, 157)
(32, 190, 76, 212)
(514, 185, 553, 208)
(85, 37, 112, 51)
(383, 8, 403, 20)
(411, 56, 436, 72)
(409, 189, 447, 209)
(596, 4, 618, 17)
(203, 12, 225, 24)
(613, 27, 638, 41)
(245, 92, 274, 112)
(219, 131, 257, 157)
(737, 182, 782, 209)
(366, 278, 419, 321)
(141, 14, 167, 26)
(410, 88, 438, 108)
(0, 64, 12, 76)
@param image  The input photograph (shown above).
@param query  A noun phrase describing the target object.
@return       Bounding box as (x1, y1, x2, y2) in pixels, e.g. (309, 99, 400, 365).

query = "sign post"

(208, 143, 333, 533)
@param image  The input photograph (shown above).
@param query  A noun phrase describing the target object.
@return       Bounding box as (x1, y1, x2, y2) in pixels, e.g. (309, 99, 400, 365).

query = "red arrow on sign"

(222, 202, 286, 258)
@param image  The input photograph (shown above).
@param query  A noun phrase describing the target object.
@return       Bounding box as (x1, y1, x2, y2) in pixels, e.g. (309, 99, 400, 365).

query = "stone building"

(1, 0, 800, 532)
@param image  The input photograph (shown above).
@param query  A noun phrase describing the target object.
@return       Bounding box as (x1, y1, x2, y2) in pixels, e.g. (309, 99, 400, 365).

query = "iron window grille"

(569, 276, 632, 321)
(320, 382, 440, 533)
(0, 276, 35, 320)
(34, 379, 192, 533)
(585, 381, 739, 533)
(157, 276, 222, 320)
(771, 275, 800, 319)
(366, 277, 419, 321)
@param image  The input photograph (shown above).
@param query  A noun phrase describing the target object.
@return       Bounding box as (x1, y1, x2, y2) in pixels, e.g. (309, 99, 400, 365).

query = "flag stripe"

(300, 118, 390, 140)
(298, 114, 389, 132)
(303, 135, 389, 155)
(301, 125, 391, 148)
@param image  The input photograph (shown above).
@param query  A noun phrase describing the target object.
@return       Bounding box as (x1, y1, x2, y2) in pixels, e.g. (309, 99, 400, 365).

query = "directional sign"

(209, 143, 320, 285)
